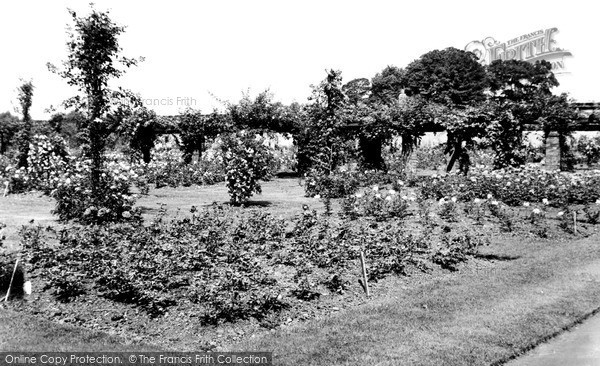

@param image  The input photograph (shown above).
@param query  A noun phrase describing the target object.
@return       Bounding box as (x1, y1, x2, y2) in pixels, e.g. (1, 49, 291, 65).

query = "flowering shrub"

(582, 203, 600, 225)
(269, 144, 297, 173)
(304, 170, 359, 198)
(143, 137, 225, 188)
(414, 145, 446, 170)
(221, 131, 274, 206)
(432, 228, 489, 271)
(438, 196, 459, 222)
(575, 135, 600, 166)
(1, 134, 70, 194)
(341, 186, 411, 221)
(20, 199, 505, 325)
(51, 158, 143, 224)
(421, 167, 600, 207)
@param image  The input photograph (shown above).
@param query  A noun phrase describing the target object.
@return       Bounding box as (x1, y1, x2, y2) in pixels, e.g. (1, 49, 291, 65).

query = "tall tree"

(402, 48, 489, 172)
(485, 60, 560, 168)
(48, 5, 141, 197)
(370, 65, 404, 104)
(402, 47, 488, 105)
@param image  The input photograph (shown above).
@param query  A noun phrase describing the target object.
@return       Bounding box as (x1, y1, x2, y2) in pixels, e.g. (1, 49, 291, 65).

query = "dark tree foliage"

(393, 95, 437, 160)
(47, 111, 86, 148)
(121, 107, 159, 163)
(295, 70, 350, 174)
(402, 48, 488, 106)
(440, 103, 494, 174)
(342, 78, 371, 105)
(485, 60, 560, 168)
(402, 48, 489, 173)
(487, 59, 558, 101)
(344, 76, 395, 171)
(17, 81, 34, 123)
(0, 112, 20, 154)
(370, 66, 404, 104)
(228, 90, 295, 134)
(537, 93, 578, 170)
(15, 81, 35, 167)
(178, 109, 230, 164)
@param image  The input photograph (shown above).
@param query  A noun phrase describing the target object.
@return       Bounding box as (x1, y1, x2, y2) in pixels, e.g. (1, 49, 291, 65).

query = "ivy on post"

(544, 131, 561, 171)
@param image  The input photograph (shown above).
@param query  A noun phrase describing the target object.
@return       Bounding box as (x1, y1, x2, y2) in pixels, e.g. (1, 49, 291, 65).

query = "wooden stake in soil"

(573, 211, 577, 234)
(3, 258, 20, 302)
(2, 182, 8, 197)
(359, 251, 370, 297)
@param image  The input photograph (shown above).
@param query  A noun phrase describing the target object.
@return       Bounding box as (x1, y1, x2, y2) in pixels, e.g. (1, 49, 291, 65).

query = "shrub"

(144, 136, 225, 188)
(1, 134, 70, 194)
(21, 206, 288, 322)
(575, 135, 600, 166)
(221, 131, 274, 206)
(341, 186, 411, 221)
(414, 145, 446, 170)
(420, 167, 600, 207)
(304, 170, 359, 199)
(432, 228, 488, 271)
(51, 159, 142, 224)
(438, 197, 459, 222)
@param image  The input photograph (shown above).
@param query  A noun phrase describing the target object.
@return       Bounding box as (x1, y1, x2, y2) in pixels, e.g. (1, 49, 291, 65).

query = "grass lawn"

(0, 308, 159, 351)
(2, 178, 600, 365)
(233, 233, 600, 365)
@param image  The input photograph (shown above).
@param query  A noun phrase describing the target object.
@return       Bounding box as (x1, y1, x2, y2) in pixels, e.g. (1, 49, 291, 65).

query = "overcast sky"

(0, 0, 597, 120)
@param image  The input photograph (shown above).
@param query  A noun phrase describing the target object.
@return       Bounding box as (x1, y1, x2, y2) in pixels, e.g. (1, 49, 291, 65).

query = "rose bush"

(420, 166, 600, 207)
(221, 131, 274, 206)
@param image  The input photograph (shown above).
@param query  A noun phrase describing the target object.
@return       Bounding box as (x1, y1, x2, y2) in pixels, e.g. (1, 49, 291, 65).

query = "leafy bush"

(432, 228, 488, 271)
(420, 167, 600, 207)
(20, 200, 498, 325)
(341, 186, 411, 221)
(221, 131, 274, 205)
(22, 206, 288, 321)
(51, 158, 143, 224)
(1, 134, 70, 194)
(304, 170, 359, 198)
(438, 197, 459, 222)
(144, 136, 225, 188)
(574, 135, 600, 166)
(415, 145, 446, 170)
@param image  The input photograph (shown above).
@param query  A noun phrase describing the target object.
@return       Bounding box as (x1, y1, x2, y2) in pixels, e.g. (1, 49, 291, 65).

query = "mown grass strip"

(233, 234, 600, 366)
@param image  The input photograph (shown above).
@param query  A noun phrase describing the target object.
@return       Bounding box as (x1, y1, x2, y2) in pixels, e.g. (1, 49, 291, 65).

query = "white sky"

(0, 0, 597, 120)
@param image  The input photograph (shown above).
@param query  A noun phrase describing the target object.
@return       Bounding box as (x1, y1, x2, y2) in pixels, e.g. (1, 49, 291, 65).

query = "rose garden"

(1, 6, 600, 366)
